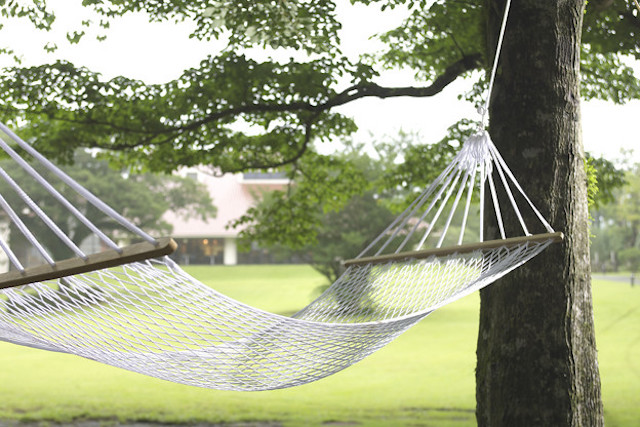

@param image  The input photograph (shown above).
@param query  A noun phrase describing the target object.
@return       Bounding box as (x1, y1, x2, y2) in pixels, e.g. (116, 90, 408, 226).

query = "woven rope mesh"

(0, 239, 552, 390)
(0, 122, 558, 390)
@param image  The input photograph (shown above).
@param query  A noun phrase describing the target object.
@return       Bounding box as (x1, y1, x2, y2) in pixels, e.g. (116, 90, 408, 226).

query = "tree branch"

(221, 120, 315, 173)
(20, 53, 481, 173)
(78, 53, 481, 157)
(173, 53, 482, 134)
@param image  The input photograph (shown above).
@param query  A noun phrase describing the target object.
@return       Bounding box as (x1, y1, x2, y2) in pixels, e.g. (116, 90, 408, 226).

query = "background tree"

(309, 192, 394, 282)
(292, 143, 398, 283)
(591, 162, 640, 271)
(0, 150, 215, 262)
(586, 154, 627, 211)
(604, 166, 640, 248)
(1, 0, 638, 424)
(239, 130, 461, 281)
(618, 247, 640, 279)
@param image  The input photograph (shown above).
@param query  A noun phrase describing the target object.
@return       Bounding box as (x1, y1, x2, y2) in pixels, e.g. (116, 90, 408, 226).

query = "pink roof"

(163, 171, 288, 238)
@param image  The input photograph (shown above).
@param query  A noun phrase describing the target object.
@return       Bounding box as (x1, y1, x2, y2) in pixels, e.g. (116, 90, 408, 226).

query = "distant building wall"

(163, 169, 291, 265)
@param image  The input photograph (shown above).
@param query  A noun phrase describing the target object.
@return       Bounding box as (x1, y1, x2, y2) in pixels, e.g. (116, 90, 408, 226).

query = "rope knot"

(457, 131, 492, 170)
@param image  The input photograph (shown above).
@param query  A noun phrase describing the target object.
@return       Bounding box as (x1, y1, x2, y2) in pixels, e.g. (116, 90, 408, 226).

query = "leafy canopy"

(0, 0, 638, 245)
(6, 0, 637, 172)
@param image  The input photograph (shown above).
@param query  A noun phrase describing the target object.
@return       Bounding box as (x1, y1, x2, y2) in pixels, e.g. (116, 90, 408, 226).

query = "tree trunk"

(475, 0, 604, 426)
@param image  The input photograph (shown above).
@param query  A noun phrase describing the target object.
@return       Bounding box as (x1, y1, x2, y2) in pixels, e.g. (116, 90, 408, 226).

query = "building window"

(174, 238, 223, 265)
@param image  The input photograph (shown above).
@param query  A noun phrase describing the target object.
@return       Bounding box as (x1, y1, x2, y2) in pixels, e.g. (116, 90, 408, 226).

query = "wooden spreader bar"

(0, 237, 178, 290)
(344, 232, 564, 267)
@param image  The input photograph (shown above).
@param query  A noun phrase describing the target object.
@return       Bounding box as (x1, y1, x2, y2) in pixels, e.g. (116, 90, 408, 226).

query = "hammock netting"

(0, 243, 551, 391)
(0, 121, 561, 391)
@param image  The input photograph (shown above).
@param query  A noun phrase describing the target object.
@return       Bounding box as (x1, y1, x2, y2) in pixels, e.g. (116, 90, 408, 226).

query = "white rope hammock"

(0, 0, 563, 391)
(0, 123, 562, 390)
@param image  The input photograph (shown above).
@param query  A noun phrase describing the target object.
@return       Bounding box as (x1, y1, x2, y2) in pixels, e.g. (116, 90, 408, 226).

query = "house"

(0, 168, 291, 272)
(163, 169, 289, 265)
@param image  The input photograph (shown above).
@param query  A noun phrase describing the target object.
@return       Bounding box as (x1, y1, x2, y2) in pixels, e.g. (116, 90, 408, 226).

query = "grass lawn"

(0, 265, 638, 426)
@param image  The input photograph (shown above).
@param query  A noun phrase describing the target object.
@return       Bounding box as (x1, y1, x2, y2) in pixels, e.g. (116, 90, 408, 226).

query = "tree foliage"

(0, 0, 637, 244)
(591, 163, 640, 271)
(618, 246, 640, 273)
(305, 192, 395, 283)
(273, 140, 400, 282)
(586, 153, 628, 211)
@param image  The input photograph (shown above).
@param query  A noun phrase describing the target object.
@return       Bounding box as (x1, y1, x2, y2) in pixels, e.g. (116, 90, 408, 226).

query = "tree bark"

(476, 0, 604, 426)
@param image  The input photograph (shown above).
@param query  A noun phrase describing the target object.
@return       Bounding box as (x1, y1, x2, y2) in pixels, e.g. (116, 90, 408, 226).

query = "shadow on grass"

(0, 421, 281, 427)
(0, 407, 477, 427)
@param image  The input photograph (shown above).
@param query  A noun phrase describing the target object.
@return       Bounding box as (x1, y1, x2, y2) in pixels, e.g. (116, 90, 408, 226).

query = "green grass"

(183, 264, 327, 316)
(592, 271, 637, 278)
(592, 278, 640, 427)
(0, 265, 637, 426)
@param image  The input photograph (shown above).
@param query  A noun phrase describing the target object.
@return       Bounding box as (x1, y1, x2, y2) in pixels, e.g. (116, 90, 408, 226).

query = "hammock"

(0, 0, 560, 391)
(0, 121, 562, 391)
